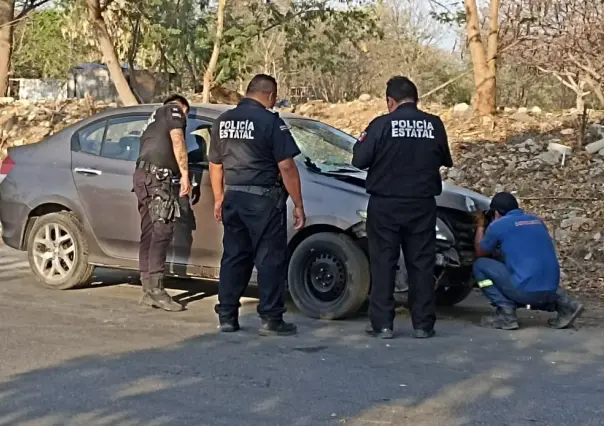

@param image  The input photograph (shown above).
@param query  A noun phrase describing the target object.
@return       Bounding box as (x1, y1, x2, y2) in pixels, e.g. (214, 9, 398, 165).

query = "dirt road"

(1, 242, 603, 426)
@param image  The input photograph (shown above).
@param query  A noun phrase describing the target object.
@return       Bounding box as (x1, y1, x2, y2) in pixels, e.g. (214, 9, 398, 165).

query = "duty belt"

(136, 160, 174, 177)
(225, 185, 271, 196)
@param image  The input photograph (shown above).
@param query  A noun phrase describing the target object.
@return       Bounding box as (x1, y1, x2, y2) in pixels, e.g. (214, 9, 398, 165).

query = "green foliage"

(428, 1, 465, 26)
(12, 9, 90, 79)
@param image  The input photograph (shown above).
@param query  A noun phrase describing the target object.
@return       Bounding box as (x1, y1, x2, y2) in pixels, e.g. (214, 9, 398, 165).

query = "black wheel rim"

(303, 251, 347, 304)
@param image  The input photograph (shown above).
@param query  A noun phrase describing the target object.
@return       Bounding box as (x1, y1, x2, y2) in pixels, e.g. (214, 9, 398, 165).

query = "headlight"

(357, 210, 367, 219)
(435, 219, 455, 242)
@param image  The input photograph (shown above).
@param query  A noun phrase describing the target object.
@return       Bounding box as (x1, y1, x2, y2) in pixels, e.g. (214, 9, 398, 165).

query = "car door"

(167, 116, 225, 278)
(71, 113, 150, 261)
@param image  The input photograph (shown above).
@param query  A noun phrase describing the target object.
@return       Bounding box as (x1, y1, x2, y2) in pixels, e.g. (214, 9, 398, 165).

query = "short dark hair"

(386, 76, 419, 103)
(246, 74, 277, 95)
(163, 94, 190, 109)
(490, 192, 519, 215)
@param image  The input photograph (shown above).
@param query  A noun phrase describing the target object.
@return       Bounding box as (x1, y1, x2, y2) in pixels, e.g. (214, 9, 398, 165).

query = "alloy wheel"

(32, 223, 76, 283)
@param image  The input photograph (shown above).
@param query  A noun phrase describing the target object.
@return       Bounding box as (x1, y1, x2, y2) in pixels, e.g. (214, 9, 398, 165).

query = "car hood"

(314, 168, 491, 213)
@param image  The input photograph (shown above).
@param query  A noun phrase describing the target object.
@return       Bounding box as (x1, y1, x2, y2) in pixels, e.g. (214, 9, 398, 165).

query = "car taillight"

(0, 156, 15, 183)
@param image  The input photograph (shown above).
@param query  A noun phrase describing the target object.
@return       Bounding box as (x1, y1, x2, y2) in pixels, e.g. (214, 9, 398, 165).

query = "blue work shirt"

(480, 209, 560, 292)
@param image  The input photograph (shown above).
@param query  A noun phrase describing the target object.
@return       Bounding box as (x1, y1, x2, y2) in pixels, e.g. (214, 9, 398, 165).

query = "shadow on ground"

(1, 268, 603, 426)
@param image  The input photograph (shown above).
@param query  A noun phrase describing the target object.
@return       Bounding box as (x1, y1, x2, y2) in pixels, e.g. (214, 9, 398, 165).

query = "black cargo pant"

(215, 189, 287, 322)
(133, 169, 175, 280)
(367, 195, 437, 331)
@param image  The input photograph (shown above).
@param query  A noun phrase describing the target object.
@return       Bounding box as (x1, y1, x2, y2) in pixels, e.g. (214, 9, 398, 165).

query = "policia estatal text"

(208, 74, 305, 336)
(133, 94, 191, 312)
(352, 76, 453, 339)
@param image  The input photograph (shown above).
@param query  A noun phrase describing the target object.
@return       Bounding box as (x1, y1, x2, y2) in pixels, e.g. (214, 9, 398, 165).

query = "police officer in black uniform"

(352, 76, 453, 339)
(133, 94, 191, 312)
(208, 74, 305, 336)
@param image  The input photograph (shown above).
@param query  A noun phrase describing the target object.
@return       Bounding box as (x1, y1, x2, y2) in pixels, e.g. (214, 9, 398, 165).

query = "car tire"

(26, 212, 94, 290)
(288, 232, 370, 320)
(394, 267, 474, 307)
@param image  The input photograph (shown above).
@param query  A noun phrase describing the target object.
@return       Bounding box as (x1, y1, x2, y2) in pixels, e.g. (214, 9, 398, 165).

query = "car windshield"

(284, 118, 359, 173)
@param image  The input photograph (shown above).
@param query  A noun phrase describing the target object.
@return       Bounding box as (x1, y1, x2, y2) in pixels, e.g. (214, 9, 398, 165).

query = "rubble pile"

(0, 97, 113, 158)
(1, 94, 603, 297)
(294, 95, 604, 297)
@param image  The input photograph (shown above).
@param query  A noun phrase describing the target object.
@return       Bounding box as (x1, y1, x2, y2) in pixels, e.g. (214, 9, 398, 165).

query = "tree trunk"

(485, 0, 500, 106)
(0, 0, 14, 97)
(464, 0, 496, 116)
(202, 0, 226, 104)
(86, 0, 138, 106)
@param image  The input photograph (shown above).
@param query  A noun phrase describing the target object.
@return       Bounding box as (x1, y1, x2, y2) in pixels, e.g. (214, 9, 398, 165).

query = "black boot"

(480, 307, 519, 330)
(547, 290, 584, 329)
(140, 274, 183, 312)
(214, 304, 240, 332)
(259, 319, 297, 336)
(365, 323, 394, 339)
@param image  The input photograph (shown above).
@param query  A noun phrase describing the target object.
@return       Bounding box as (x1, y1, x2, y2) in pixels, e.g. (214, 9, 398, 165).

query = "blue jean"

(472, 258, 558, 311)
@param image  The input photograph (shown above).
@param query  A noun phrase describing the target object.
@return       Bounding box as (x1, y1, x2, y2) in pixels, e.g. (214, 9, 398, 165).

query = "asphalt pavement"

(1, 241, 603, 426)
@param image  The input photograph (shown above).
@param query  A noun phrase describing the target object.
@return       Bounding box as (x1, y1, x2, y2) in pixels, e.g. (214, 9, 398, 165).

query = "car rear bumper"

(0, 199, 29, 250)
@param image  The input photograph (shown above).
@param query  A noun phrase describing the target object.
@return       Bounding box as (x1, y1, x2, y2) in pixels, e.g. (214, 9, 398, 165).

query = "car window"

(100, 115, 150, 162)
(186, 117, 212, 163)
(77, 120, 106, 155)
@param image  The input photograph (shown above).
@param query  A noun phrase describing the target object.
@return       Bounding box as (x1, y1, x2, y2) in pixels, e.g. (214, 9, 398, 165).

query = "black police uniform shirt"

(138, 104, 187, 175)
(208, 98, 301, 186)
(351, 103, 453, 198)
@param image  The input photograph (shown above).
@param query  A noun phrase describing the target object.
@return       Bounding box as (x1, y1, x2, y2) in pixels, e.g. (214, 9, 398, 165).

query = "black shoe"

(480, 307, 519, 330)
(547, 290, 584, 329)
(365, 323, 394, 339)
(219, 320, 240, 333)
(413, 329, 435, 339)
(258, 319, 297, 336)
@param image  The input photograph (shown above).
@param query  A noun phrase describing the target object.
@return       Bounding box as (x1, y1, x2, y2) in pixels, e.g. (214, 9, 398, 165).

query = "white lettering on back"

(219, 120, 256, 140)
(391, 119, 435, 139)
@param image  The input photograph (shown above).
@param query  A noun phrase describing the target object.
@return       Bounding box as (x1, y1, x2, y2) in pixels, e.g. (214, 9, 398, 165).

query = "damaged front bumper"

(351, 216, 467, 292)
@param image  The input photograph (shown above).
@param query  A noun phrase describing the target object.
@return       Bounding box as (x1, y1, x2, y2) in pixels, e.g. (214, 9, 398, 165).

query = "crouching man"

(473, 192, 584, 330)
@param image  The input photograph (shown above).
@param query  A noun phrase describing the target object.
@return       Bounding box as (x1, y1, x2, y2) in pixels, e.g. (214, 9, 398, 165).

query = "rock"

(593, 232, 602, 241)
(537, 150, 561, 165)
(599, 148, 604, 157)
(560, 128, 574, 135)
(0, 96, 15, 104)
(29, 125, 52, 139)
(589, 123, 604, 137)
(517, 138, 540, 153)
(298, 104, 314, 114)
(453, 103, 470, 115)
(530, 106, 542, 114)
(560, 217, 593, 231)
(554, 228, 571, 242)
(517, 107, 528, 113)
(585, 138, 604, 154)
(0, 113, 17, 132)
(509, 112, 531, 122)
(209, 86, 243, 105)
(358, 94, 371, 102)
(447, 167, 463, 180)
(13, 138, 25, 146)
(503, 107, 515, 113)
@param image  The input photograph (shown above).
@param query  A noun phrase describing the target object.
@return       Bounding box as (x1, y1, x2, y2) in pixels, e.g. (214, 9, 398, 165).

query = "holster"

(266, 183, 288, 211)
(149, 174, 181, 223)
